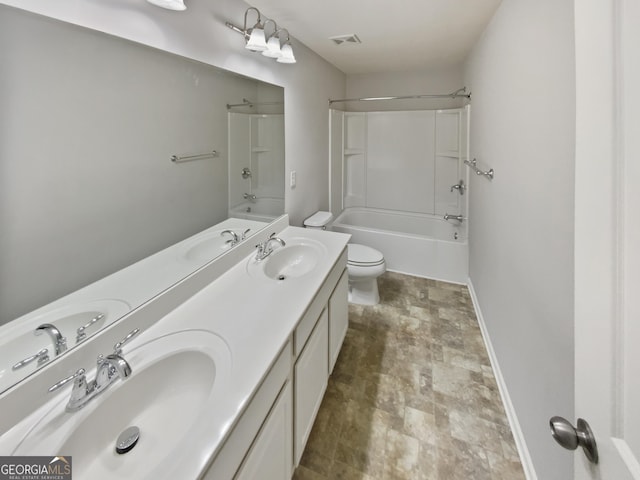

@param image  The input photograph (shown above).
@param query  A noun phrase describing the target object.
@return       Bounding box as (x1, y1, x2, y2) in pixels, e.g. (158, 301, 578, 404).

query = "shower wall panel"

(366, 111, 436, 214)
(333, 107, 467, 217)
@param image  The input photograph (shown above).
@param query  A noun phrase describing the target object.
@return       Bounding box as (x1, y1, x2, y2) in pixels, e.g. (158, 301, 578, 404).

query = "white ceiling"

(247, 0, 503, 75)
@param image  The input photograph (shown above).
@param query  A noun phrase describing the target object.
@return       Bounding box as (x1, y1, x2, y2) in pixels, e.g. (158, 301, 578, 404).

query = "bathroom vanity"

(0, 217, 350, 480)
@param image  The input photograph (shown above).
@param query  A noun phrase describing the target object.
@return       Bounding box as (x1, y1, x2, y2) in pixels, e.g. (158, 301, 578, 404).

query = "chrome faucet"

(243, 193, 257, 201)
(35, 323, 67, 356)
(48, 328, 139, 412)
(221, 228, 251, 247)
(255, 232, 286, 261)
(221, 229, 239, 246)
(450, 180, 465, 195)
(444, 213, 464, 222)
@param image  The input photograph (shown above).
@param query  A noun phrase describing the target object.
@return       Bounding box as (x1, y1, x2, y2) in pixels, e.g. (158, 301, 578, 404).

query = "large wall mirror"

(0, 6, 285, 393)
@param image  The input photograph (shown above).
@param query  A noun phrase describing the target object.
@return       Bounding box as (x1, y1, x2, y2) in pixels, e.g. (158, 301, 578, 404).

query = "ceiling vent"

(329, 34, 361, 46)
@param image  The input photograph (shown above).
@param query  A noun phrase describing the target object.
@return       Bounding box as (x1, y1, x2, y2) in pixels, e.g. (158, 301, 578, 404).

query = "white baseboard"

(466, 278, 538, 480)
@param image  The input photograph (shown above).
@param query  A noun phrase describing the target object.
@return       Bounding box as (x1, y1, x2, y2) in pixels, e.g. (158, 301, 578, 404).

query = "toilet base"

(348, 277, 380, 305)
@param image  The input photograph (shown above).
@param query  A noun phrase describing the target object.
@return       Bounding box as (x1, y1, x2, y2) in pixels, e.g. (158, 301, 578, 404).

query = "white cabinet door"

(328, 269, 348, 373)
(235, 381, 293, 480)
(294, 309, 329, 465)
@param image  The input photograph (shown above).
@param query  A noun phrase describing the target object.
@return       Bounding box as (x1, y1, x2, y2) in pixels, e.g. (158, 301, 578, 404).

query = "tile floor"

(293, 272, 526, 480)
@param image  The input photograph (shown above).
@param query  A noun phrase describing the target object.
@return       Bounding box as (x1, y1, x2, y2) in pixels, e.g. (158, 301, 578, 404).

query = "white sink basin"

(0, 299, 131, 393)
(247, 237, 327, 281)
(12, 330, 231, 480)
(178, 229, 232, 263)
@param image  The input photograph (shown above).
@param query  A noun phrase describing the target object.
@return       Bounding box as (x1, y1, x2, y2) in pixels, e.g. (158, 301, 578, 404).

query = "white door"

(574, 0, 640, 478)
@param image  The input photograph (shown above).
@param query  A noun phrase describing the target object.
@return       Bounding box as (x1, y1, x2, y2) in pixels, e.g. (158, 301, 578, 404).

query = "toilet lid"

(304, 211, 333, 228)
(347, 243, 384, 266)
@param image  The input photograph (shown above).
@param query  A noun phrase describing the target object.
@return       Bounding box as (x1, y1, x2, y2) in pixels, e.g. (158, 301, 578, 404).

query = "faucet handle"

(48, 368, 86, 393)
(76, 313, 105, 343)
(242, 228, 251, 240)
(12, 348, 50, 370)
(113, 328, 140, 355)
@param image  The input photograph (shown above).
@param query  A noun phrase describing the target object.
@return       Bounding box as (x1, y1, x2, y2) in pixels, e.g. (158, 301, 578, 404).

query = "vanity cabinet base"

(235, 381, 293, 480)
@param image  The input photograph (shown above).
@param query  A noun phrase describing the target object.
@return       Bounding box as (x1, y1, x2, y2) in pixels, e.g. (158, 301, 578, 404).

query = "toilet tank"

(303, 211, 334, 230)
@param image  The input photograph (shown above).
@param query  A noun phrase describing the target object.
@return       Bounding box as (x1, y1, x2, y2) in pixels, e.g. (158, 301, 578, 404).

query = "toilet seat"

(347, 244, 385, 267)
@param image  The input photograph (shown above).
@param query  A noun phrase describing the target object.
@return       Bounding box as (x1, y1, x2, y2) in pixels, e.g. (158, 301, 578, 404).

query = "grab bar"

(464, 158, 494, 180)
(171, 151, 218, 163)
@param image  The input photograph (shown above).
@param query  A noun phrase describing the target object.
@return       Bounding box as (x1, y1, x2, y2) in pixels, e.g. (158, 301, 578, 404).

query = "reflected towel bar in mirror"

(170, 151, 218, 163)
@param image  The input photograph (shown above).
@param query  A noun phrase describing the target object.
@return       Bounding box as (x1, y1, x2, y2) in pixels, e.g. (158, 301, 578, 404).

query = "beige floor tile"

(293, 272, 525, 480)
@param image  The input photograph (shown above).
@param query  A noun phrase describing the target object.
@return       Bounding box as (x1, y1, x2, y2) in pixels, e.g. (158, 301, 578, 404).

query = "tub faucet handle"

(450, 180, 465, 194)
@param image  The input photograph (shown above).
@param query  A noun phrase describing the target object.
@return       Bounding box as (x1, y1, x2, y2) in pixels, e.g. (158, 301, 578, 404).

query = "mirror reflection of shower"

(228, 98, 285, 222)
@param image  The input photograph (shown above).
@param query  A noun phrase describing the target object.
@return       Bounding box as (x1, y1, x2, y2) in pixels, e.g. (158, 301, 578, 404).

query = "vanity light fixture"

(225, 7, 296, 64)
(146, 0, 186, 11)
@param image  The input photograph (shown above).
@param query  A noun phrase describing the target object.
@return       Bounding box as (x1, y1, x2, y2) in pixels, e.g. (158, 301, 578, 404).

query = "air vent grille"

(329, 34, 361, 45)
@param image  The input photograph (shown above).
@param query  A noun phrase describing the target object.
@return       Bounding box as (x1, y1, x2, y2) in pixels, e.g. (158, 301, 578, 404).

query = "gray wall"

(345, 66, 466, 112)
(0, 7, 265, 322)
(3, 1, 347, 220)
(463, 0, 575, 478)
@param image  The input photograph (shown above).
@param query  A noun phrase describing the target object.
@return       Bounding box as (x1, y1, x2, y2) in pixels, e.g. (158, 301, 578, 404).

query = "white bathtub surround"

(331, 108, 469, 218)
(329, 107, 469, 286)
(333, 207, 468, 284)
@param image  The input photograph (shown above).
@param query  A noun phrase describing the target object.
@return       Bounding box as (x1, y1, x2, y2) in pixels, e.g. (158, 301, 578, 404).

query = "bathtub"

(332, 207, 469, 284)
(228, 197, 284, 223)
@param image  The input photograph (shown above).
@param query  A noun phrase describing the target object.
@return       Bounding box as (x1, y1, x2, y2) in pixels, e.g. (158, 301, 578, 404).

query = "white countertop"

(144, 225, 349, 479)
(0, 225, 350, 479)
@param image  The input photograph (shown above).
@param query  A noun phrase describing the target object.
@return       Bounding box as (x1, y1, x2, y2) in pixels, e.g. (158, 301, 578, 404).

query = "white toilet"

(304, 211, 386, 305)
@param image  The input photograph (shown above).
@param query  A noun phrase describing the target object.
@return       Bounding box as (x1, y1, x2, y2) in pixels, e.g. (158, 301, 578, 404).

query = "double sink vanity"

(0, 215, 350, 479)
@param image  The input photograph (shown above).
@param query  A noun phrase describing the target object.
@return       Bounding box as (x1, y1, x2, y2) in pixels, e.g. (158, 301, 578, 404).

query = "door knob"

(549, 416, 598, 464)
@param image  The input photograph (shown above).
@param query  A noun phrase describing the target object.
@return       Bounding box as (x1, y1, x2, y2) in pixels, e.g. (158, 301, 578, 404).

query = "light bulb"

(262, 36, 282, 58)
(277, 43, 296, 63)
(246, 27, 267, 51)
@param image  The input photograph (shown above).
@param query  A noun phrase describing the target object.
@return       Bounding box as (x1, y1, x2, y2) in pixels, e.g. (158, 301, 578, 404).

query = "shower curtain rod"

(226, 99, 284, 109)
(328, 87, 471, 105)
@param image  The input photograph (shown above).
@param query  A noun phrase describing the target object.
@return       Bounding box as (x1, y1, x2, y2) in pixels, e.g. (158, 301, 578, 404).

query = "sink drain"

(115, 426, 140, 454)
(277, 274, 286, 281)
